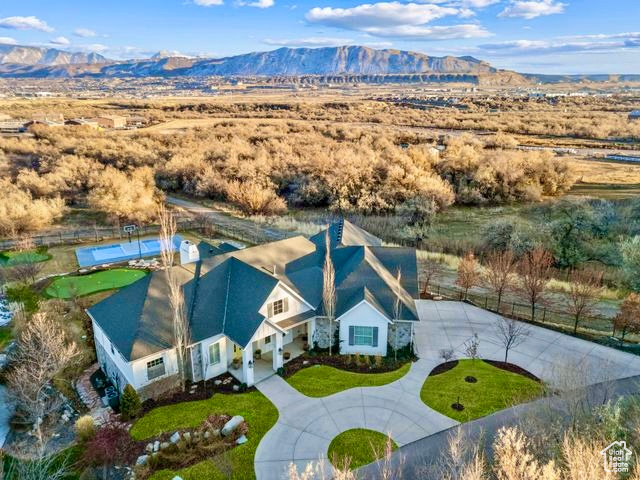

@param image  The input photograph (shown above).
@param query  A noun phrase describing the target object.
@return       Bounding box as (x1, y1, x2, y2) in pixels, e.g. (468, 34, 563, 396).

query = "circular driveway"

(254, 301, 640, 480)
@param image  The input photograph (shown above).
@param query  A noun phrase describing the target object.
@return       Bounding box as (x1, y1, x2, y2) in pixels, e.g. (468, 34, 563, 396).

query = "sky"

(0, 0, 639, 74)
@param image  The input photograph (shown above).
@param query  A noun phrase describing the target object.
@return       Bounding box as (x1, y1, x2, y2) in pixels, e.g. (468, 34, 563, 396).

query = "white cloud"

(363, 23, 491, 39)
(50, 36, 70, 46)
(307, 3, 459, 29)
(0, 36, 17, 45)
(264, 37, 355, 47)
(499, 0, 566, 19)
(478, 34, 640, 55)
(306, 2, 490, 40)
(74, 27, 97, 38)
(238, 0, 275, 7)
(0, 16, 54, 32)
(74, 43, 109, 53)
(194, 0, 224, 5)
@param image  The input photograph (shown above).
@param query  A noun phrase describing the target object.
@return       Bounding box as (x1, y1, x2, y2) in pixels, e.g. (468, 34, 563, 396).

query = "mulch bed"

(141, 374, 255, 414)
(282, 352, 411, 378)
(428, 359, 540, 382)
(428, 360, 459, 376)
(484, 360, 541, 382)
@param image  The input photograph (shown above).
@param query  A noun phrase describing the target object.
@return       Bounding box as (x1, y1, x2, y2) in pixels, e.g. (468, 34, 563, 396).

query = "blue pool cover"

(75, 235, 182, 268)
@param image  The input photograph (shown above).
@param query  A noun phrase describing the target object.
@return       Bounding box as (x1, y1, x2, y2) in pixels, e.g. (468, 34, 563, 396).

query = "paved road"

(166, 196, 288, 244)
(253, 300, 640, 480)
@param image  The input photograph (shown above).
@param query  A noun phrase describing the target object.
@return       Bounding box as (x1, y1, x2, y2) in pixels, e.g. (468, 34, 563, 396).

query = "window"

(268, 298, 289, 318)
(264, 336, 271, 344)
(209, 342, 221, 365)
(349, 326, 379, 347)
(146, 357, 165, 380)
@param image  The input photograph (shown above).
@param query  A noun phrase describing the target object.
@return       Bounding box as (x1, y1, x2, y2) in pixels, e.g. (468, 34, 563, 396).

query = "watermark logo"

(600, 440, 632, 474)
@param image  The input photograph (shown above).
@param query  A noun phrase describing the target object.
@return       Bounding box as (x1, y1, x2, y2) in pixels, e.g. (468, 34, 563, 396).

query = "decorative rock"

(153, 440, 160, 452)
(232, 385, 240, 392)
(212, 428, 221, 437)
(136, 455, 149, 466)
(236, 435, 248, 445)
(172, 476, 184, 480)
(221, 416, 244, 436)
(214, 380, 222, 386)
(170, 432, 181, 444)
(203, 431, 210, 439)
(160, 442, 170, 450)
(183, 431, 191, 441)
(145, 443, 153, 453)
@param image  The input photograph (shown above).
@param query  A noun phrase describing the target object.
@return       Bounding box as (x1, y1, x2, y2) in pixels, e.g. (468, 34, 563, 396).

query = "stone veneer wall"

(388, 321, 412, 350)
(313, 317, 339, 349)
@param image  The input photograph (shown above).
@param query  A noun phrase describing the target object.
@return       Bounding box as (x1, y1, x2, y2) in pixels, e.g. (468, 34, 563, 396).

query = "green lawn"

(421, 360, 545, 422)
(45, 268, 148, 299)
(328, 429, 397, 469)
(0, 249, 51, 266)
(286, 363, 411, 398)
(129, 391, 278, 480)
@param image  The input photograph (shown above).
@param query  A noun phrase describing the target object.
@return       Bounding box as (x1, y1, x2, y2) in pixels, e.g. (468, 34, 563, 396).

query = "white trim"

(337, 299, 392, 324)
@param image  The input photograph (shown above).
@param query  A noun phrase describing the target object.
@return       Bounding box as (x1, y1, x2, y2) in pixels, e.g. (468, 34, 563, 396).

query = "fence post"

(484, 296, 488, 309)
(542, 308, 546, 323)
(437, 285, 440, 295)
(511, 303, 515, 316)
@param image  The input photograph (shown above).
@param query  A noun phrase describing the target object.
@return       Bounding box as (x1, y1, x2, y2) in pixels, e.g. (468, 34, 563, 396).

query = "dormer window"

(267, 298, 289, 318)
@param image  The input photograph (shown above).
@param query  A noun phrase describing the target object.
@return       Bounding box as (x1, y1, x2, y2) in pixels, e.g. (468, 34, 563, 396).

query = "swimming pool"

(75, 235, 182, 267)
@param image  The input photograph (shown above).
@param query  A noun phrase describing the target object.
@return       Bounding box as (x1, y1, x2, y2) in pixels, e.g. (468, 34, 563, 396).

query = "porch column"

(307, 318, 316, 347)
(273, 333, 283, 370)
(242, 344, 254, 386)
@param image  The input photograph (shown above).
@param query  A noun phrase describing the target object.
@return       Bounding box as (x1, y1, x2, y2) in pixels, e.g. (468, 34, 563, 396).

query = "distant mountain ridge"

(0, 45, 498, 78)
(0, 44, 107, 67)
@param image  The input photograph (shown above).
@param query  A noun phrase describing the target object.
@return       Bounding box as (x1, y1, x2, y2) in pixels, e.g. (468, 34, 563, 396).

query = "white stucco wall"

(258, 283, 311, 324)
(197, 334, 229, 381)
(338, 301, 390, 356)
(130, 348, 179, 390)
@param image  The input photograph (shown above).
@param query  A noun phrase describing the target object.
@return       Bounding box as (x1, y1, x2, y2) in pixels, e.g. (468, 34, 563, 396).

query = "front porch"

(228, 335, 308, 385)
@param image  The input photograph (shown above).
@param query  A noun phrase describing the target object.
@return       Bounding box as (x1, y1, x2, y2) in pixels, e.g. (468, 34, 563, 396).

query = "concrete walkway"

(254, 301, 640, 480)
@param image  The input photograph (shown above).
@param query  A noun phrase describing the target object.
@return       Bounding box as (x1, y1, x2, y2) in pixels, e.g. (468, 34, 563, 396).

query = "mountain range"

(0, 44, 499, 79)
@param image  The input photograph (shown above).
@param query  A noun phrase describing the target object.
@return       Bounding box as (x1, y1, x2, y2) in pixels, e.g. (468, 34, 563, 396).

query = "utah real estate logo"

(600, 440, 632, 473)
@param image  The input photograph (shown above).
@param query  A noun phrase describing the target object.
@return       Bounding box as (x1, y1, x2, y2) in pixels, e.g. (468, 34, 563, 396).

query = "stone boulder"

(221, 416, 244, 436)
(170, 431, 181, 444)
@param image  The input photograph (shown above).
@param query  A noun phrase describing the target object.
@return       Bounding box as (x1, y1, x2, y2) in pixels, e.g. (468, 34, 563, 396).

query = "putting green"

(45, 268, 148, 299)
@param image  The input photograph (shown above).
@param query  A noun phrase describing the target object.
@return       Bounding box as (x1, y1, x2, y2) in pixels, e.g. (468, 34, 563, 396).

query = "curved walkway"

(254, 301, 640, 480)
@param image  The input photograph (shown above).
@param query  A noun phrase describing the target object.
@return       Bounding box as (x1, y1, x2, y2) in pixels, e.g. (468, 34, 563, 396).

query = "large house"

(87, 220, 420, 398)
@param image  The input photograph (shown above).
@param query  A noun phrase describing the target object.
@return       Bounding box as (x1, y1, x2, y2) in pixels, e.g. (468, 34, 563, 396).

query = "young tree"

(464, 333, 480, 362)
(9, 259, 44, 285)
(567, 269, 603, 334)
(517, 248, 553, 322)
(495, 317, 530, 363)
(6, 313, 79, 451)
(456, 252, 480, 301)
(322, 230, 336, 355)
(482, 250, 517, 311)
(83, 422, 135, 480)
(158, 204, 190, 391)
(119, 384, 142, 421)
(613, 293, 640, 342)
(420, 258, 445, 296)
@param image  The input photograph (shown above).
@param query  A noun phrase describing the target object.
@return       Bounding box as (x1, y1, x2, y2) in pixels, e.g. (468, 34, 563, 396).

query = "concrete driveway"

(254, 301, 640, 479)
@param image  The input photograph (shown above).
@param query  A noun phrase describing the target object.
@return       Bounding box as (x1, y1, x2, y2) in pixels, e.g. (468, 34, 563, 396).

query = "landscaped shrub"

(75, 415, 96, 442)
(5, 285, 39, 313)
(120, 384, 142, 421)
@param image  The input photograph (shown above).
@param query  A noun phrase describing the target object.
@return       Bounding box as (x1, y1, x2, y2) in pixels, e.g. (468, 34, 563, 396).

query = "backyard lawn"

(45, 268, 148, 299)
(129, 391, 278, 480)
(286, 363, 411, 397)
(0, 249, 51, 266)
(328, 429, 397, 469)
(420, 360, 545, 422)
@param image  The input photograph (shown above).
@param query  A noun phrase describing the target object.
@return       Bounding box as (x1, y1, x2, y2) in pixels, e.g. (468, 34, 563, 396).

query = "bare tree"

(613, 293, 640, 342)
(9, 259, 44, 285)
(567, 269, 603, 334)
(421, 258, 445, 296)
(517, 248, 553, 322)
(6, 313, 79, 452)
(322, 230, 336, 356)
(158, 204, 190, 391)
(495, 317, 530, 363)
(4, 446, 74, 480)
(456, 252, 480, 301)
(393, 268, 402, 362)
(464, 333, 479, 362)
(439, 348, 455, 363)
(482, 250, 517, 312)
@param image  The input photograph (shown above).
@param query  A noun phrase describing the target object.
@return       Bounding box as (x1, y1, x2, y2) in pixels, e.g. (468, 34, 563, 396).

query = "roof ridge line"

(221, 261, 231, 336)
(129, 273, 153, 359)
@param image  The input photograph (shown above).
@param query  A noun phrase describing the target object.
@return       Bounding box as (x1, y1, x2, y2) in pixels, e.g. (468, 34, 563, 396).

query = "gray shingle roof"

(89, 220, 418, 362)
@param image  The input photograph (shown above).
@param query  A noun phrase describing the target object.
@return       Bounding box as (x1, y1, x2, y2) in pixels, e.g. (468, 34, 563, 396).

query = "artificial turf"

(44, 268, 148, 299)
(420, 359, 545, 422)
(286, 363, 411, 398)
(0, 249, 51, 266)
(328, 429, 397, 469)
(129, 391, 278, 480)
